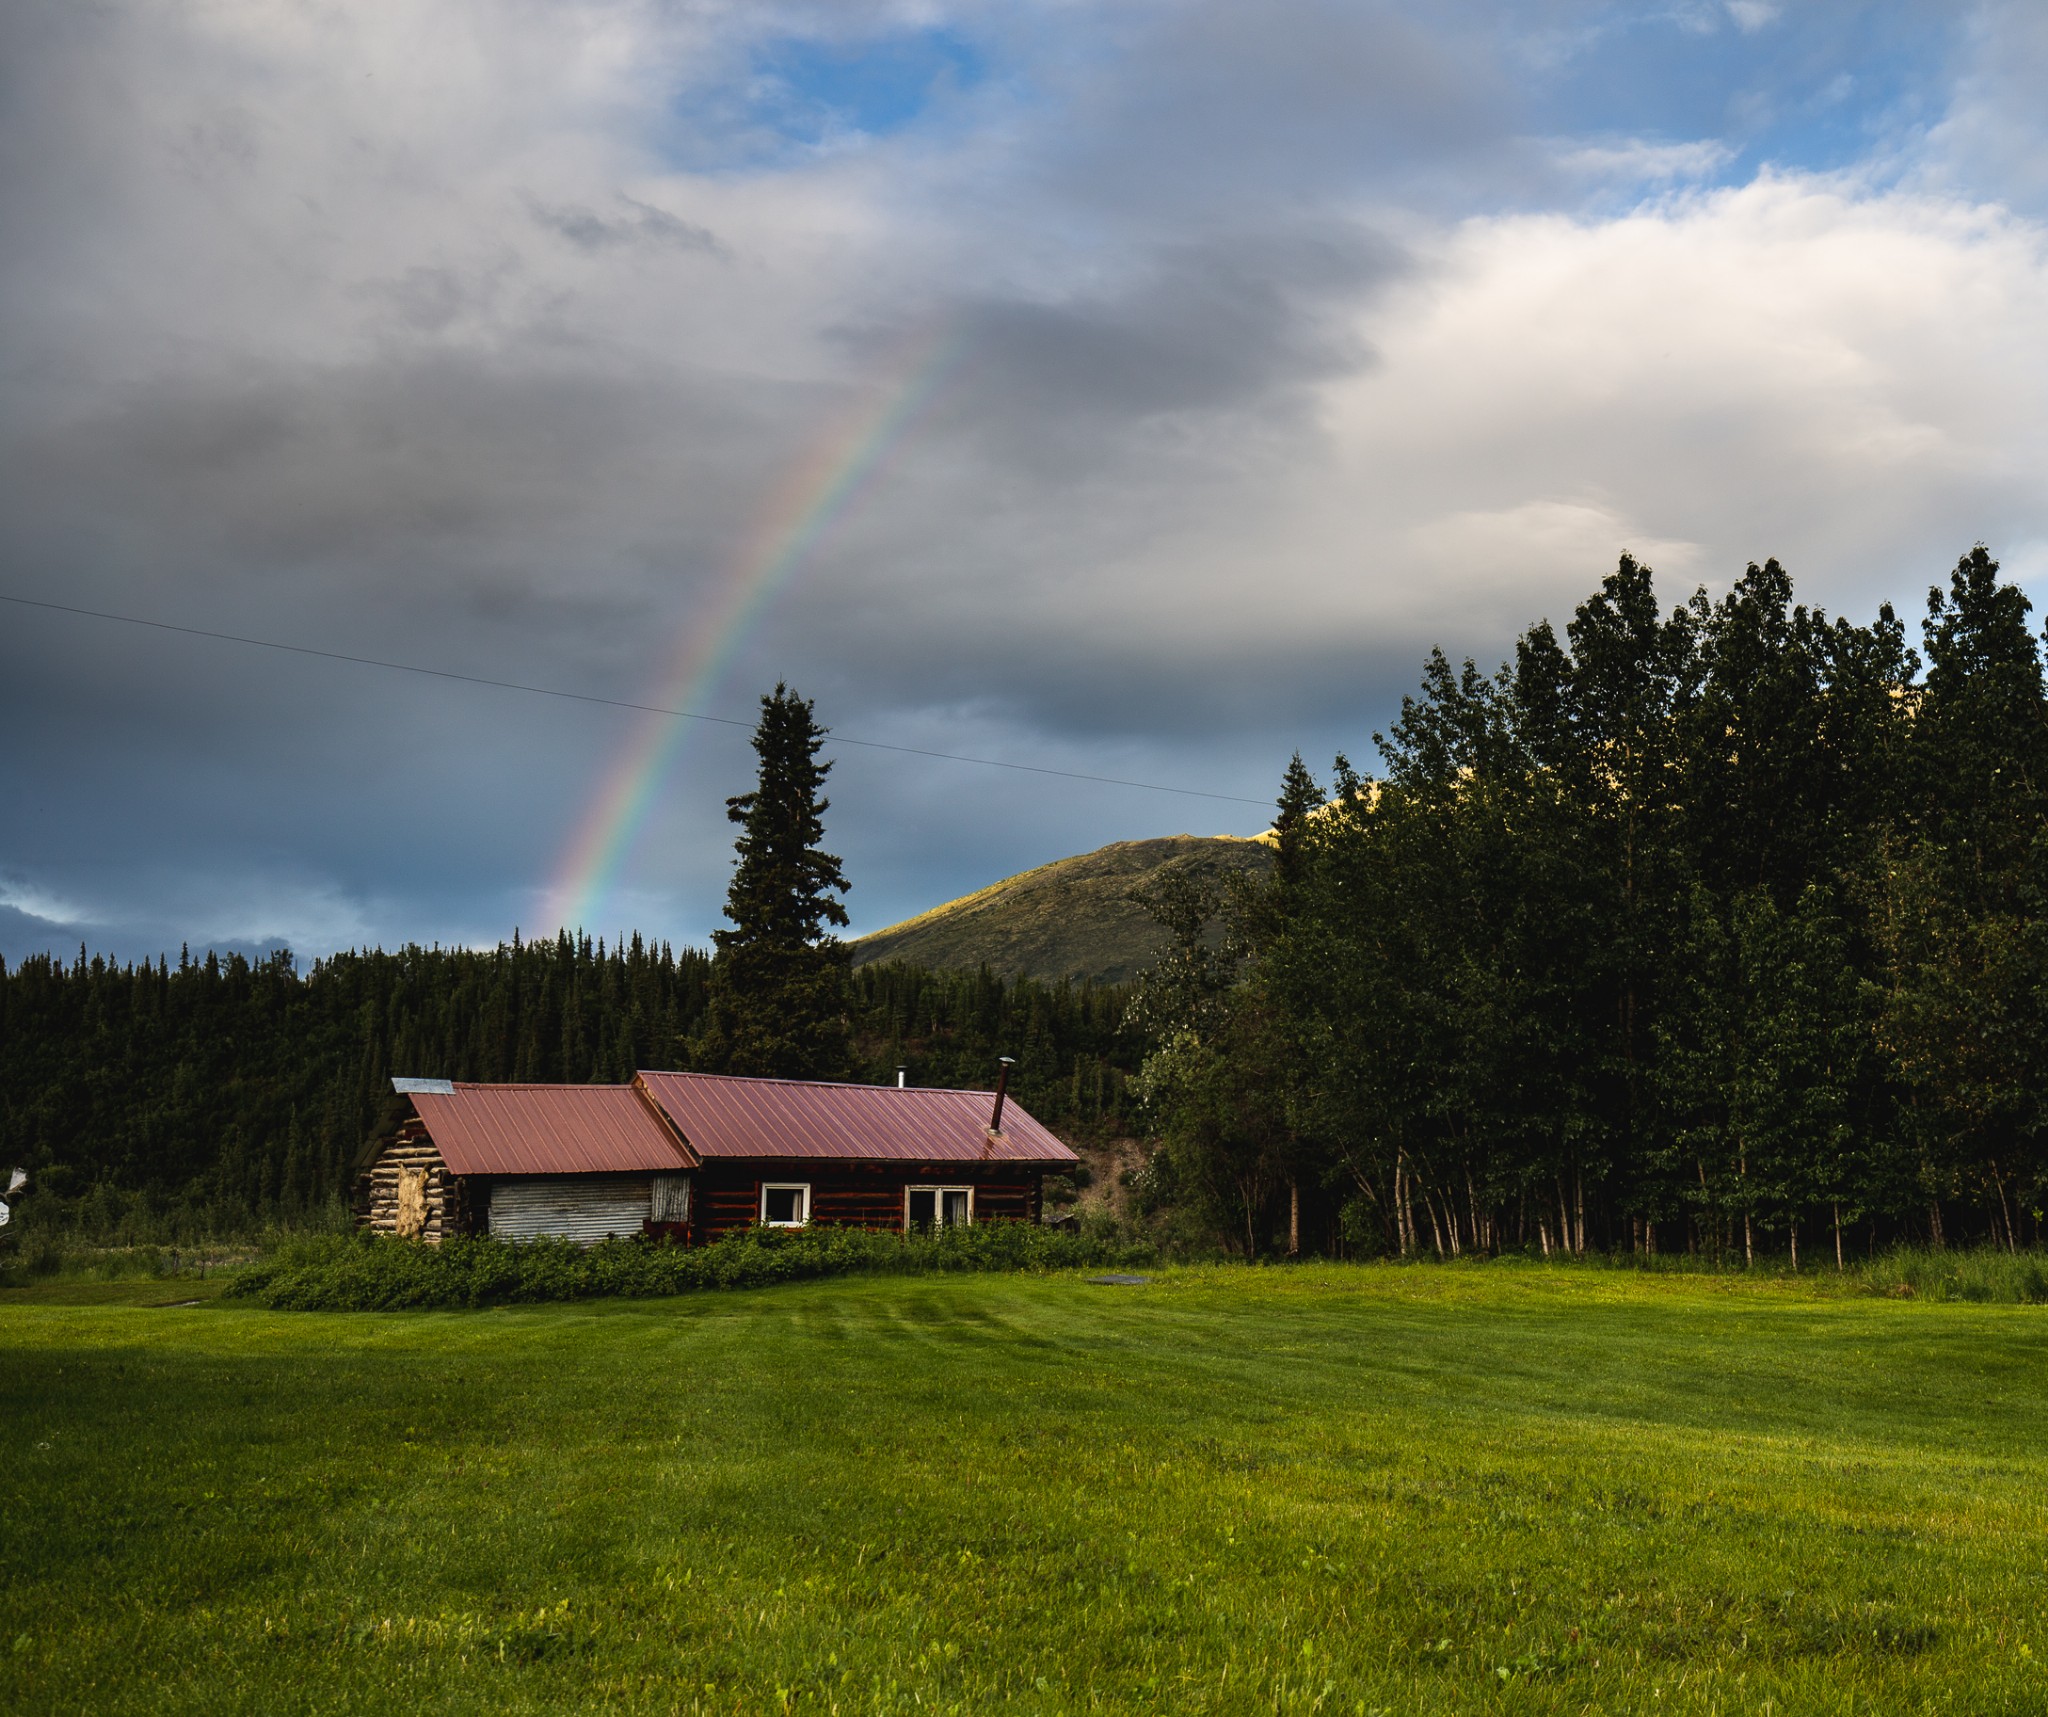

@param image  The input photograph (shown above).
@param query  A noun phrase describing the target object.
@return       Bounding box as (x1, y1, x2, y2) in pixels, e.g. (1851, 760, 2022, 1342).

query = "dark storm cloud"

(2, 344, 810, 617)
(942, 227, 1401, 428)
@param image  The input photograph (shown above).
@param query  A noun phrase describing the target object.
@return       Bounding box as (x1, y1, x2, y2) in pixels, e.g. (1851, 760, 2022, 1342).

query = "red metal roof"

(408, 1083, 695, 1177)
(635, 1070, 1079, 1165)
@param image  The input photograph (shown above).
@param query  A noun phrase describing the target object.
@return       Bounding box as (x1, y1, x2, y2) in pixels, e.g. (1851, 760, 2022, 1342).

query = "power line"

(0, 591, 1277, 809)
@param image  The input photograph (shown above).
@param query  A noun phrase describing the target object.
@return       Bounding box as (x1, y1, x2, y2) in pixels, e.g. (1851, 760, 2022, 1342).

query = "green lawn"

(5, 1264, 2048, 1715)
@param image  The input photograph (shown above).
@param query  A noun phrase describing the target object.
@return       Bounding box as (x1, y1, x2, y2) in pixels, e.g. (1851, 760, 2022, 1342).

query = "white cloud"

(1301, 175, 2048, 630)
(1401, 501, 1704, 613)
(0, 878, 98, 928)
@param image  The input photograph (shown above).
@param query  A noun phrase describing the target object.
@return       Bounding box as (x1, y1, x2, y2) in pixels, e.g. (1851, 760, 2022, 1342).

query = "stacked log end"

(361, 1119, 467, 1243)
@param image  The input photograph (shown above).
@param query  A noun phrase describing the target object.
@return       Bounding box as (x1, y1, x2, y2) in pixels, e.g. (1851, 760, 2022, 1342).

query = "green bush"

(224, 1220, 1156, 1312)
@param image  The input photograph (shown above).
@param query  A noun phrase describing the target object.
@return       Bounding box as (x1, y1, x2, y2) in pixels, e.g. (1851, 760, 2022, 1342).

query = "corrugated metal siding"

(636, 1071, 1078, 1164)
(651, 1172, 692, 1223)
(487, 1175, 652, 1244)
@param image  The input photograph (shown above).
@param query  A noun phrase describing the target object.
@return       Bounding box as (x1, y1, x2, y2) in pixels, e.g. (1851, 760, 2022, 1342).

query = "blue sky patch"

(750, 27, 988, 146)
(1522, 2, 1957, 188)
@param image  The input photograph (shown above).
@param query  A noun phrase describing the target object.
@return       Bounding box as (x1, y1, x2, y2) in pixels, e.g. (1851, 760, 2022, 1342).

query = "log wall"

(361, 1119, 471, 1243)
(692, 1159, 1044, 1243)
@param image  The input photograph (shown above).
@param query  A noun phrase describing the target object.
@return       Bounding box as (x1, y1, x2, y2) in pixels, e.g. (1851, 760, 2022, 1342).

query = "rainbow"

(543, 324, 961, 935)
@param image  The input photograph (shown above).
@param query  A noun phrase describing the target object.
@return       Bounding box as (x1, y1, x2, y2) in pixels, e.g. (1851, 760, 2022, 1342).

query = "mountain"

(849, 835, 1274, 985)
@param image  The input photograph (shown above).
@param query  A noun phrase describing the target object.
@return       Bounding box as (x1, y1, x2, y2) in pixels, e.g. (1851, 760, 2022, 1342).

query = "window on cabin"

(760, 1183, 810, 1227)
(906, 1186, 973, 1231)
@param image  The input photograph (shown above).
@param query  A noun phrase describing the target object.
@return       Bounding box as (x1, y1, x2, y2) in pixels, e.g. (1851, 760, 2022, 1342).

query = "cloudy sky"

(5, 0, 2048, 964)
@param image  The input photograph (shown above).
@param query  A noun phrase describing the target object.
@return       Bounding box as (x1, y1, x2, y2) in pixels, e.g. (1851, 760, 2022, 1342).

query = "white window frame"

(905, 1185, 975, 1231)
(759, 1182, 811, 1228)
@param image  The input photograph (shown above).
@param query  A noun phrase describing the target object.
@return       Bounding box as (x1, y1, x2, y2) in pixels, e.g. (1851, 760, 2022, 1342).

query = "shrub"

(224, 1220, 1156, 1312)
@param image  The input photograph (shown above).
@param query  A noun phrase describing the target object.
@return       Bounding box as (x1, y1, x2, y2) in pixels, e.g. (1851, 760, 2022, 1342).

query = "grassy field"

(5, 1264, 2047, 1715)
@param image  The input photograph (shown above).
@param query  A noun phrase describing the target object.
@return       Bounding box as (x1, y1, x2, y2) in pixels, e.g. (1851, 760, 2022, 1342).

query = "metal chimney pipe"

(989, 1057, 1016, 1133)
(896, 1067, 907, 1089)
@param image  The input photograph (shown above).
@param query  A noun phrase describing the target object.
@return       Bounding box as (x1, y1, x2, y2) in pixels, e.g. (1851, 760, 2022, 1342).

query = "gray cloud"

(1027, 0, 1525, 218)
(947, 227, 1398, 424)
(527, 195, 723, 255)
(8, 352, 770, 579)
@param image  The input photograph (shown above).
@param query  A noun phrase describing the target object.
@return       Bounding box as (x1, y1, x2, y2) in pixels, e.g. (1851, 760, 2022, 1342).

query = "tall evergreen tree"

(1914, 545, 2048, 900)
(1271, 753, 1324, 899)
(693, 684, 853, 1079)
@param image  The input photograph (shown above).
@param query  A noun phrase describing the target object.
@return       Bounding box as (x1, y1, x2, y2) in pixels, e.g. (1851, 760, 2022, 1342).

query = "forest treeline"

(1137, 547, 2048, 1262)
(0, 936, 1133, 1238)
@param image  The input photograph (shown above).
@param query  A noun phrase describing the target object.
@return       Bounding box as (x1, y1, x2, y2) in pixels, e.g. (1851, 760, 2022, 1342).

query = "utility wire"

(0, 591, 1276, 809)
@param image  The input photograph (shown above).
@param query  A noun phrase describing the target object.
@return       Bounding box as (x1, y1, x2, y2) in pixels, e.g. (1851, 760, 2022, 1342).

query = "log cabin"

(359, 1069, 1077, 1244)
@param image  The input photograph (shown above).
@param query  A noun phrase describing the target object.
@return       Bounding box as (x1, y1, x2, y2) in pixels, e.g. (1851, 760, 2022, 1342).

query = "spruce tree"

(693, 684, 852, 1079)
(1915, 545, 2048, 899)
(1271, 752, 1324, 901)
